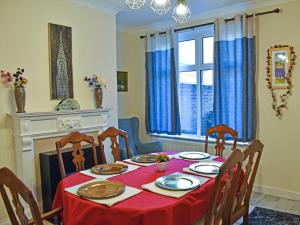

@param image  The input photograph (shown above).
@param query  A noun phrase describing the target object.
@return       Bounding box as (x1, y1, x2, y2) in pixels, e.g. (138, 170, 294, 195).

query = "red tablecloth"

(53, 157, 224, 225)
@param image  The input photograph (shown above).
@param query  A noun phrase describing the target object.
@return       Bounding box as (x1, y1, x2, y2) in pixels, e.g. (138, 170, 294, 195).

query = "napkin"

(80, 162, 140, 179)
(142, 172, 209, 198)
(65, 178, 142, 207)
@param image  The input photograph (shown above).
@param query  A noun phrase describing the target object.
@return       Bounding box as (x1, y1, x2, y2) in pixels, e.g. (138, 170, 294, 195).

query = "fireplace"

(8, 108, 111, 211)
(39, 145, 106, 213)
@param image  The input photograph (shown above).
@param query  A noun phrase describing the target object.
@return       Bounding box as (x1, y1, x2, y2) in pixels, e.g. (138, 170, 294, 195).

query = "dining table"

(52, 153, 224, 225)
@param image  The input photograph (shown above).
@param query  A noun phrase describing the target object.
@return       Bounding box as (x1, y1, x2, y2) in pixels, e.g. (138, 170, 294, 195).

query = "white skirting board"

(253, 184, 300, 201)
(0, 220, 9, 225)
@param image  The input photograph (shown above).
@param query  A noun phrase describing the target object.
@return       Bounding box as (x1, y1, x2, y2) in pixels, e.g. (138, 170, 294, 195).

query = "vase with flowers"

(84, 75, 107, 108)
(1, 68, 28, 113)
(156, 153, 170, 171)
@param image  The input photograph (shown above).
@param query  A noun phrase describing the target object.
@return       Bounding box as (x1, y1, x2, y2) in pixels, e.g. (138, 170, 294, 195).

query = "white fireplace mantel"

(8, 108, 111, 196)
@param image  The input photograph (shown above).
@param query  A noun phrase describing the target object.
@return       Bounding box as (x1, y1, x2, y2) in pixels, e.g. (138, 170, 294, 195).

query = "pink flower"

(1, 70, 13, 84)
(1, 68, 28, 87)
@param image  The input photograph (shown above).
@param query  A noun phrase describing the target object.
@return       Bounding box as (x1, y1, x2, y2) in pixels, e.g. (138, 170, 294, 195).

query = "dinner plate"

(179, 151, 210, 160)
(131, 154, 157, 163)
(189, 162, 222, 174)
(77, 181, 125, 199)
(91, 163, 128, 175)
(155, 174, 201, 191)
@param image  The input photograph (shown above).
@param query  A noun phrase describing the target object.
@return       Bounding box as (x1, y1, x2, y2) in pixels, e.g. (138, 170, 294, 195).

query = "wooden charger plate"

(91, 163, 128, 175)
(131, 154, 157, 163)
(77, 181, 125, 199)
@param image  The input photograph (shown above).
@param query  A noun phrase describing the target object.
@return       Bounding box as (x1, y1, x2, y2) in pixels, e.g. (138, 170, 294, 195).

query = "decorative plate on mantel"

(56, 99, 80, 111)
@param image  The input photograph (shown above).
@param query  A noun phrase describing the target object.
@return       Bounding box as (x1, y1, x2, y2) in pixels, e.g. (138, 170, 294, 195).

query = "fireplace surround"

(8, 108, 111, 208)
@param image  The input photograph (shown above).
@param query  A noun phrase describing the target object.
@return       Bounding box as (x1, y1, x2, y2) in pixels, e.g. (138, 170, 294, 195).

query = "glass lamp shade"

(125, 0, 146, 9)
(172, 0, 191, 23)
(150, 0, 171, 15)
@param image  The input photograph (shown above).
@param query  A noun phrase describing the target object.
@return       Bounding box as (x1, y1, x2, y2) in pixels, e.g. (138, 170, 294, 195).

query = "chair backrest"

(0, 167, 43, 225)
(56, 131, 98, 178)
(205, 149, 244, 225)
(98, 127, 131, 162)
(205, 124, 238, 157)
(118, 117, 139, 157)
(230, 140, 264, 224)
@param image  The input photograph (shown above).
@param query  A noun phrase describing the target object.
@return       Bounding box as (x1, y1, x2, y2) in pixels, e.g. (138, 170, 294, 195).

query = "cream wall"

(256, 1, 300, 195)
(117, 32, 151, 141)
(0, 0, 118, 222)
(117, 1, 300, 197)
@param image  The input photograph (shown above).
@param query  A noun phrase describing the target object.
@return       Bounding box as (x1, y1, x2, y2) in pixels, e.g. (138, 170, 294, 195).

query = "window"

(178, 25, 214, 137)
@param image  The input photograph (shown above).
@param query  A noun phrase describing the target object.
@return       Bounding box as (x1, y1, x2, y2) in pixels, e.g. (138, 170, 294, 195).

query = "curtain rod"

(139, 8, 280, 39)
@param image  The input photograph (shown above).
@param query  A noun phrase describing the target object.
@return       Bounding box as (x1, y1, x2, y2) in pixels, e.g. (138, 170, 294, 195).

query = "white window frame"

(178, 25, 214, 137)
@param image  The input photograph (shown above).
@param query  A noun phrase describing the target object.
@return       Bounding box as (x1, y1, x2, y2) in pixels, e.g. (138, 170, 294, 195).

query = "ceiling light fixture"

(125, 0, 146, 9)
(124, 0, 191, 23)
(150, 0, 171, 15)
(172, 0, 191, 24)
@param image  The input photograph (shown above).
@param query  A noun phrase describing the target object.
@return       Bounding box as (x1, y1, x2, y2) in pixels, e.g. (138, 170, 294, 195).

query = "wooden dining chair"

(204, 149, 244, 225)
(98, 127, 131, 163)
(56, 131, 99, 178)
(0, 167, 62, 225)
(229, 140, 264, 225)
(205, 124, 238, 157)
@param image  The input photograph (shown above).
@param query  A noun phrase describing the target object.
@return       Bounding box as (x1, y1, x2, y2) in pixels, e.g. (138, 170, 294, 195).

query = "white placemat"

(174, 153, 218, 162)
(142, 172, 209, 198)
(65, 178, 142, 207)
(123, 158, 157, 167)
(79, 162, 140, 179)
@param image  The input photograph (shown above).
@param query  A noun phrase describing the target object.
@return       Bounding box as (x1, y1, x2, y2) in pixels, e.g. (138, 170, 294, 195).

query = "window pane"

(202, 70, 213, 86)
(200, 70, 214, 136)
(203, 37, 214, 64)
(180, 71, 197, 135)
(179, 40, 195, 65)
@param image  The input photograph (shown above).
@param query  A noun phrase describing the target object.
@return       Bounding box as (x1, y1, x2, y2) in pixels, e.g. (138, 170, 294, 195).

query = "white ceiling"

(71, 0, 294, 32)
(106, 0, 253, 27)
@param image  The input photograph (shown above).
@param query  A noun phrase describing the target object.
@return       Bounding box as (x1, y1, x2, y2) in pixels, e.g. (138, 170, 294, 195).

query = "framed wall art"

(49, 23, 74, 99)
(269, 46, 291, 89)
(117, 71, 128, 92)
(266, 45, 296, 118)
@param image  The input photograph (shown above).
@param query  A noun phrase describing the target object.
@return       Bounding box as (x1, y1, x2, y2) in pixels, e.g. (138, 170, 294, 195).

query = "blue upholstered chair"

(118, 117, 162, 159)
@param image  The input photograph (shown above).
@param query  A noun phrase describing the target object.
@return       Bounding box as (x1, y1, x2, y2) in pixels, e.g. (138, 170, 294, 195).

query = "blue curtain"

(214, 15, 257, 142)
(145, 30, 181, 134)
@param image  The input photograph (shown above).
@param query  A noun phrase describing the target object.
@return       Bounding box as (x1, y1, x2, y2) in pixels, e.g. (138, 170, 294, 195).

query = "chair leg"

(242, 214, 249, 225)
(243, 206, 249, 225)
(53, 214, 62, 225)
